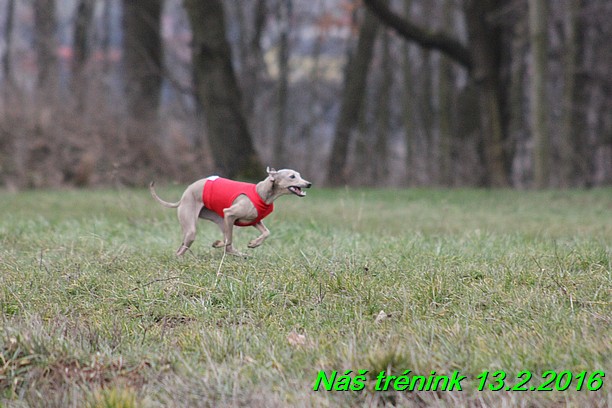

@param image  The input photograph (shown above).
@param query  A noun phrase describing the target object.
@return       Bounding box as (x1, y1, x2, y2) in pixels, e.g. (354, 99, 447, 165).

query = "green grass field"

(1, 187, 610, 407)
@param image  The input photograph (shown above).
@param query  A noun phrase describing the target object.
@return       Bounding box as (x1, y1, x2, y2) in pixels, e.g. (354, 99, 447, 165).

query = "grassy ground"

(0, 186, 610, 407)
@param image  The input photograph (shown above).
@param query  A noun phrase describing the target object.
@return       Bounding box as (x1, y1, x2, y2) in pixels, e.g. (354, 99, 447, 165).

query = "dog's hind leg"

(176, 199, 203, 256)
(199, 208, 226, 249)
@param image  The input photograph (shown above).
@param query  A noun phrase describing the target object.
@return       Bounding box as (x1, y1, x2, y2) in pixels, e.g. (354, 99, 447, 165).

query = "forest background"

(0, 0, 610, 190)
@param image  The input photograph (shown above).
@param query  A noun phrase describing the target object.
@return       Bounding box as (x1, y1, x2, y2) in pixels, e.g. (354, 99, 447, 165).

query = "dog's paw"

(248, 240, 262, 248)
(176, 244, 190, 256)
(227, 249, 248, 258)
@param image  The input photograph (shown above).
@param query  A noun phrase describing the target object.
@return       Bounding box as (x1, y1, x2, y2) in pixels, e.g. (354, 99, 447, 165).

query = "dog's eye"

(290, 175, 296, 179)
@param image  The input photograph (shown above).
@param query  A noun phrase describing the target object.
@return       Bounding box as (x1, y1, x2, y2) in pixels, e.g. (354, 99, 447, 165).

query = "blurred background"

(0, 0, 610, 189)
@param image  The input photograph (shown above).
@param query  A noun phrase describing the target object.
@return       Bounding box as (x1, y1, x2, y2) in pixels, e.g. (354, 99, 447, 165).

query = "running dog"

(150, 167, 311, 257)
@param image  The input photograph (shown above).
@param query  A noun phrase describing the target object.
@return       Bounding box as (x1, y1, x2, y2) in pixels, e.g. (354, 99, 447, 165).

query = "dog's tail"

(149, 181, 180, 208)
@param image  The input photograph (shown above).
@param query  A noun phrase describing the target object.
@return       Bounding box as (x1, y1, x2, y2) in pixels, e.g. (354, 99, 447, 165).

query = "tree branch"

(363, 0, 473, 71)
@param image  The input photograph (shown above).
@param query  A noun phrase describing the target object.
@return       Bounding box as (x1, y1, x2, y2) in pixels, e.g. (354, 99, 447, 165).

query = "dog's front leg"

(221, 209, 246, 257)
(248, 222, 270, 248)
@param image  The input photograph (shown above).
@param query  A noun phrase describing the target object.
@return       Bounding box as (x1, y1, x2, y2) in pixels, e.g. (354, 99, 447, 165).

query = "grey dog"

(150, 167, 311, 257)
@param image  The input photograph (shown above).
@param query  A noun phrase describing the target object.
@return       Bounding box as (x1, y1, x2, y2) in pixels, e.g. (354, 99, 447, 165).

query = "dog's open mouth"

(288, 186, 307, 197)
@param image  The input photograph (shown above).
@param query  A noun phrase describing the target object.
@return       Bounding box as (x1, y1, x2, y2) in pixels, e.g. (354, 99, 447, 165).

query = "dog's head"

(267, 167, 312, 197)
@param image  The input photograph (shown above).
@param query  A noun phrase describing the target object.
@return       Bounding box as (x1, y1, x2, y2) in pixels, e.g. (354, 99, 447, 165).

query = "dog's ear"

(266, 166, 278, 181)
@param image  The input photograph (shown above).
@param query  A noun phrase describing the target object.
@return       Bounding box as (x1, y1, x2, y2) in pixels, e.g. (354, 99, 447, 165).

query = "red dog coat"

(202, 177, 273, 227)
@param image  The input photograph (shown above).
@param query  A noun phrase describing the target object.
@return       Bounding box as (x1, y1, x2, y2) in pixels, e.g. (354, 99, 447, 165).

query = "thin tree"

(559, 0, 579, 187)
(437, 0, 453, 185)
(273, 0, 292, 166)
(373, 31, 392, 182)
(401, 38, 416, 183)
(34, 0, 58, 95)
(2, 0, 15, 85)
(507, 18, 528, 186)
(528, 0, 549, 188)
(72, 0, 95, 108)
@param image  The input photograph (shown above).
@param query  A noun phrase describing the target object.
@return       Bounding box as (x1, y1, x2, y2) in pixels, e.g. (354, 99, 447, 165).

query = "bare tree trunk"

(34, 0, 58, 95)
(528, 0, 550, 188)
(463, 0, 508, 187)
(437, 0, 453, 186)
(2, 0, 15, 85)
(353, 87, 371, 185)
(373, 31, 391, 182)
(184, 0, 262, 179)
(400, 0, 433, 186)
(326, 8, 379, 186)
(119, 1, 163, 184)
(72, 0, 95, 108)
(122, 0, 163, 120)
(559, 0, 579, 187)
(420, 52, 434, 184)
(301, 0, 325, 179)
(73, 0, 94, 76)
(101, 0, 113, 74)
(401, 0, 416, 184)
(273, 0, 292, 166)
(235, 0, 267, 119)
(508, 18, 528, 187)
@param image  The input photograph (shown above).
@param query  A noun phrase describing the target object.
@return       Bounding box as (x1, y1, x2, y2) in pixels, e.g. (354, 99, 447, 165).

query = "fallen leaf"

(287, 331, 312, 347)
(375, 310, 390, 323)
